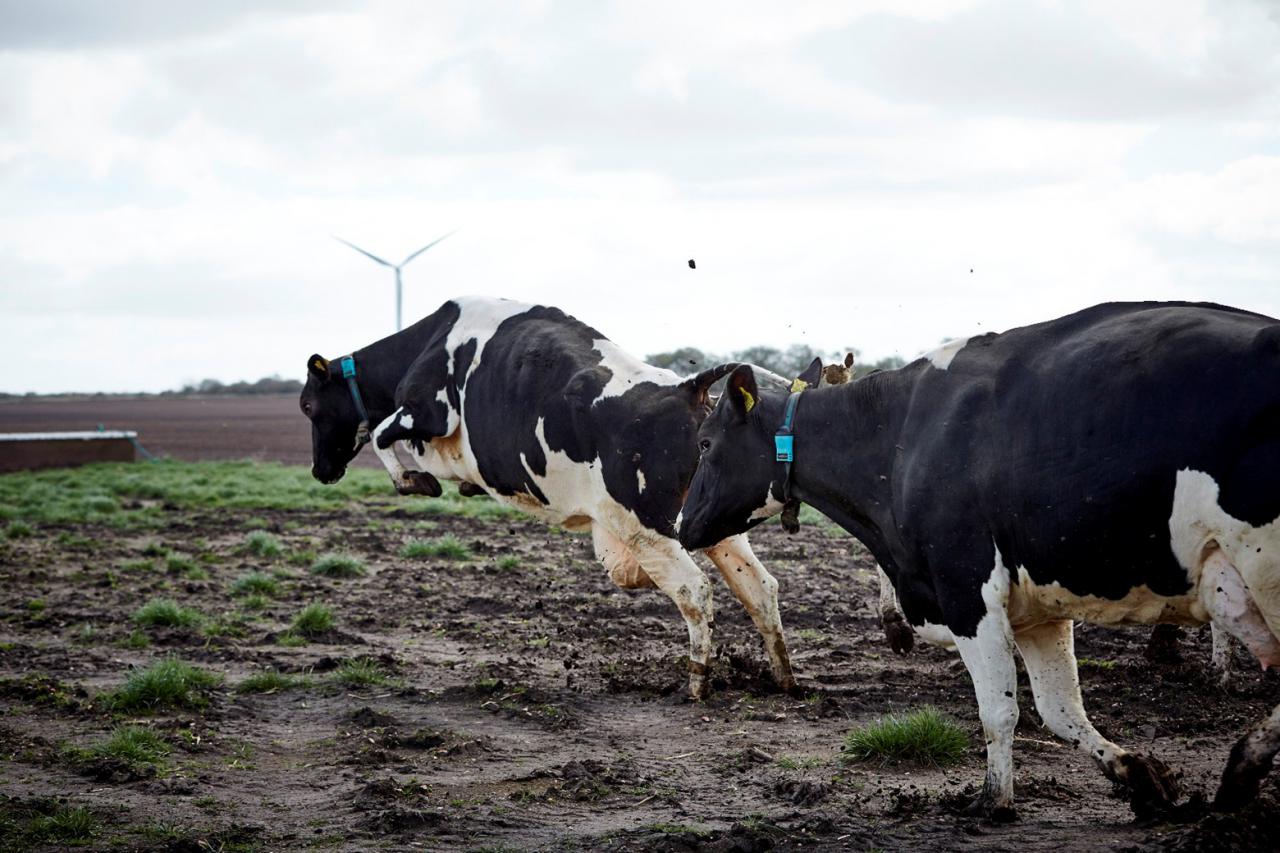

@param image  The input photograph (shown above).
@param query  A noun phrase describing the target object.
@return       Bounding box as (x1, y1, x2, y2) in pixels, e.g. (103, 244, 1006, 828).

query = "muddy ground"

(2, 488, 1279, 852)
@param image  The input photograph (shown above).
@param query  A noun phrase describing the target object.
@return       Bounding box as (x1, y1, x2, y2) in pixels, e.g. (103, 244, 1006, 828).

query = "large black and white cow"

(677, 301, 1280, 819)
(300, 296, 795, 699)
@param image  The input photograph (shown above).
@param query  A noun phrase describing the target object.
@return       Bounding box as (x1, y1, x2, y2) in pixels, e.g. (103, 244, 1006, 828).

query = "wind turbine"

(334, 230, 456, 331)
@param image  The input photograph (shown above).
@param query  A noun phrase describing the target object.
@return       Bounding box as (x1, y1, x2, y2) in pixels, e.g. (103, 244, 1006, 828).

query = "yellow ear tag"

(740, 389, 755, 412)
(312, 358, 328, 373)
(790, 378, 809, 393)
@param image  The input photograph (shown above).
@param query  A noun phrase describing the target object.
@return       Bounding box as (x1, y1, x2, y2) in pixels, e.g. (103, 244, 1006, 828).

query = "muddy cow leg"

(1216, 702, 1280, 810)
(951, 577, 1020, 823)
(877, 566, 914, 654)
(704, 534, 795, 693)
(627, 533, 715, 700)
(592, 524, 654, 590)
(1016, 619, 1179, 819)
(371, 407, 441, 497)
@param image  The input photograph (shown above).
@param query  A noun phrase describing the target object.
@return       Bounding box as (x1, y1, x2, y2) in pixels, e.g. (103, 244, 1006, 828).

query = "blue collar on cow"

(339, 355, 373, 450)
(775, 377, 808, 532)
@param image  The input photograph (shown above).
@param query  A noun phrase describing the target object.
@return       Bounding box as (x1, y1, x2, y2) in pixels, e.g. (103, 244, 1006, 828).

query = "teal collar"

(339, 356, 372, 449)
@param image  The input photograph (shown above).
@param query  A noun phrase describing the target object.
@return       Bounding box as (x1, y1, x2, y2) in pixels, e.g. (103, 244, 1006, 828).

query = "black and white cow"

(677, 301, 1280, 818)
(300, 296, 795, 699)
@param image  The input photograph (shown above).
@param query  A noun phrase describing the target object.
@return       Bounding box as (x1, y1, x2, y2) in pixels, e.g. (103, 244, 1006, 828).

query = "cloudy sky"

(2, 0, 1279, 393)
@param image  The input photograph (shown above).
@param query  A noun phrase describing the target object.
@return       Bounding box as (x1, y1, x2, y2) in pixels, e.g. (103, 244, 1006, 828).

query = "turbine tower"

(335, 231, 456, 331)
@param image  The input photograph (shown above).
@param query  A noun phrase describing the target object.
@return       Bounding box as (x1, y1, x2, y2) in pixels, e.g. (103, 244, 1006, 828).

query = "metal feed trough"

(0, 431, 139, 473)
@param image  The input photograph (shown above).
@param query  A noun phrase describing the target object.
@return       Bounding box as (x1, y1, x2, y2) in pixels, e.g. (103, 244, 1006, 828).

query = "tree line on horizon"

(645, 344, 907, 380)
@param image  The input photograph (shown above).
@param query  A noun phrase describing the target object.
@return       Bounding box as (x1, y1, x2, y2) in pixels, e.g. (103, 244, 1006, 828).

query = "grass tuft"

(400, 535, 471, 560)
(311, 552, 366, 578)
(105, 657, 222, 712)
(243, 530, 283, 558)
(4, 520, 34, 539)
(841, 706, 969, 767)
(88, 725, 170, 766)
(333, 658, 391, 687)
(290, 602, 334, 637)
(232, 570, 279, 597)
(236, 669, 313, 693)
(132, 598, 202, 628)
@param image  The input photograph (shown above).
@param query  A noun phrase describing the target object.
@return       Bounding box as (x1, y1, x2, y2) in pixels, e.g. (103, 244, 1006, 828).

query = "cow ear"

(308, 354, 330, 382)
(680, 362, 739, 408)
(844, 352, 854, 369)
(727, 364, 759, 417)
(792, 357, 823, 392)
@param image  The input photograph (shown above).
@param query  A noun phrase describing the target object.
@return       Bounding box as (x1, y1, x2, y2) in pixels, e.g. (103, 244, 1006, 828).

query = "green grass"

(232, 571, 280, 597)
(236, 670, 313, 693)
(241, 592, 269, 611)
(4, 520, 34, 538)
(290, 603, 334, 637)
(0, 461, 529, 534)
(400, 535, 471, 560)
(311, 553, 366, 578)
(121, 629, 150, 650)
(332, 658, 391, 687)
(1078, 657, 1116, 670)
(243, 530, 283, 558)
(140, 540, 169, 557)
(0, 803, 97, 846)
(0, 460, 394, 528)
(84, 725, 170, 766)
(132, 598, 202, 628)
(119, 558, 155, 572)
(495, 555, 521, 571)
(841, 707, 969, 767)
(105, 658, 222, 713)
(165, 553, 205, 578)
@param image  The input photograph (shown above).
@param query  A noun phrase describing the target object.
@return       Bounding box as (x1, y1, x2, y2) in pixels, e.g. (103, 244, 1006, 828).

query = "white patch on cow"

(912, 620, 957, 649)
(748, 486, 785, 521)
(1005, 566, 1203, 629)
(952, 557, 1018, 810)
(1014, 618, 1127, 771)
(398, 412, 414, 429)
(593, 338, 681, 399)
(636, 469, 646, 494)
(924, 337, 969, 370)
(1170, 468, 1280, 659)
(370, 408, 412, 489)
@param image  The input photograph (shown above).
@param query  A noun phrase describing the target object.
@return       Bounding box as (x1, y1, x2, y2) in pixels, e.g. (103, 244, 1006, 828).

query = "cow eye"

(698, 438, 711, 453)
(302, 403, 313, 417)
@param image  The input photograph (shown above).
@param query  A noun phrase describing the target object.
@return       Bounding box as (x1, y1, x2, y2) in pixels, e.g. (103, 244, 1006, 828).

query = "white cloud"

(2, 0, 1280, 393)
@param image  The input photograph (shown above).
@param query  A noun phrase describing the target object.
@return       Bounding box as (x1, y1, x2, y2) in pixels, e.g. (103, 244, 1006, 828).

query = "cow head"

(678, 359, 823, 550)
(300, 354, 364, 484)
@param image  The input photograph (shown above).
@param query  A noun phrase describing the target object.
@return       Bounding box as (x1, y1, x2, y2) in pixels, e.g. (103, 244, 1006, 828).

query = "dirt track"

(1, 396, 1279, 850)
(0, 394, 343, 469)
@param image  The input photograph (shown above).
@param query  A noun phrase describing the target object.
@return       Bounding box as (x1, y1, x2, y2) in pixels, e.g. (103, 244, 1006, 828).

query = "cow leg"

(371, 408, 441, 497)
(1016, 619, 1179, 819)
(1216, 701, 1280, 810)
(877, 565, 914, 654)
(1211, 622, 1237, 689)
(628, 535, 715, 700)
(593, 524, 654, 590)
(952, 598, 1020, 822)
(704, 534, 796, 693)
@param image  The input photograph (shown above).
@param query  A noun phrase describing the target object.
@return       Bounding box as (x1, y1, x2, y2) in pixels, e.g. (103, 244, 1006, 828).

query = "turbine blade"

(333, 236, 393, 268)
(400, 229, 458, 267)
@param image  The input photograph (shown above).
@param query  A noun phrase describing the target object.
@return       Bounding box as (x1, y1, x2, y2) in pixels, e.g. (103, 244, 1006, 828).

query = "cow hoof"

(960, 793, 1017, 824)
(883, 614, 915, 655)
(457, 481, 486, 497)
(1117, 753, 1181, 820)
(1213, 738, 1273, 812)
(688, 660, 709, 700)
(397, 471, 443, 498)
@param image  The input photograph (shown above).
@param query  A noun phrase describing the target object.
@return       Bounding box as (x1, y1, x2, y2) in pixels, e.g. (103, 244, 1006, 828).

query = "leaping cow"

(677, 301, 1280, 819)
(300, 296, 795, 699)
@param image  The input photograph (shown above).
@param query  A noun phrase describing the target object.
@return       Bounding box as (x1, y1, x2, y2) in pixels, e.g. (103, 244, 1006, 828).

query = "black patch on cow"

(682, 301, 1280, 638)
